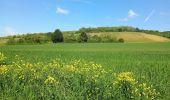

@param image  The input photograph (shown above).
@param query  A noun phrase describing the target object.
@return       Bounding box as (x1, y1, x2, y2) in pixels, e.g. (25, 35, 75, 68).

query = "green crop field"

(0, 43, 170, 99)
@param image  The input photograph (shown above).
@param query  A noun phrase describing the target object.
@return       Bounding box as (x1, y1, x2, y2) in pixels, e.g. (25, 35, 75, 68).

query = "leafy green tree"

(79, 32, 88, 42)
(135, 27, 140, 32)
(51, 29, 64, 43)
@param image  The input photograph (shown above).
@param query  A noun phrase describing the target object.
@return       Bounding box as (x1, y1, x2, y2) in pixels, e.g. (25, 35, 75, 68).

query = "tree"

(79, 32, 88, 42)
(135, 27, 140, 32)
(51, 29, 64, 43)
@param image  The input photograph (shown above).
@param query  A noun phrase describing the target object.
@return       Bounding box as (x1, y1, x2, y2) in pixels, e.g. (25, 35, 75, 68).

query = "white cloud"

(144, 10, 155, 23)
(56, 7, 69, 15)
(128, 9, 138, 18)
(119, 9, 138, 22)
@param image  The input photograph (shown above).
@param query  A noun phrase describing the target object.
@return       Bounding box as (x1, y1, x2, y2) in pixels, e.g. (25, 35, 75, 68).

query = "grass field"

(0, 43, 170, 99)
(89, 32, 170, 42)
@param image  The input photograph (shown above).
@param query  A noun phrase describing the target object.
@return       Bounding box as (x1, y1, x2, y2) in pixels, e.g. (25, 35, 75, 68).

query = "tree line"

(6, 29, 90, 44)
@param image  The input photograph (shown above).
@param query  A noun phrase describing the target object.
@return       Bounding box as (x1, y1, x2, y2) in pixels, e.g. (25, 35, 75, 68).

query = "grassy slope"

(89, 32, 170, 42)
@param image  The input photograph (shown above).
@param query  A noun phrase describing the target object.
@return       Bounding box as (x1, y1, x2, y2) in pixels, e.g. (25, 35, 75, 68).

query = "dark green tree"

(79, 32, 88, 42)
(135, 27, 140, 32)
(51, 29, 64, 43)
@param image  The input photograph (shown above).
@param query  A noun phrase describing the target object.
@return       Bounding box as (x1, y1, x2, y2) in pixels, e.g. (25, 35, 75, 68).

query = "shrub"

(89, 35, 102, 43)
(6, 38, 16, 44)
(118, 38, 125, 43)
(64, 34, 77, 43)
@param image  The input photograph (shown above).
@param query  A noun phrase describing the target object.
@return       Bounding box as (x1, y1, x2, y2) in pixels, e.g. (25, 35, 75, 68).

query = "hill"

(88, 32, 170, 42)
(1, 26, 170, 44)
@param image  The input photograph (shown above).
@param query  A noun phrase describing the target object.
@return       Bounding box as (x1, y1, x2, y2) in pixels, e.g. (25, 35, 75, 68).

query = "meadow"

(0, 42, 170, 99)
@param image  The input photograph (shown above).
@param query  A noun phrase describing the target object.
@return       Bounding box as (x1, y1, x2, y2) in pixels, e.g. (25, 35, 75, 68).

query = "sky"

(0, 0, 170, 36)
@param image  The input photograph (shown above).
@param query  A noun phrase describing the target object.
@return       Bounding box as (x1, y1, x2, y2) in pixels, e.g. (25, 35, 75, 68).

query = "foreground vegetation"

(0, 52, 160, 99)
(0, 43, 170, 99)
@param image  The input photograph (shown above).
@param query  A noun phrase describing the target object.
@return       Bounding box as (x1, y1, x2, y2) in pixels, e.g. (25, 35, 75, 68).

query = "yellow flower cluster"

(44, 75, 59, 84)
(113, 72, 160, 99)
(117, 72, 136, 84)
(0, 65, 8, 74)
(63, 65, 77, 73)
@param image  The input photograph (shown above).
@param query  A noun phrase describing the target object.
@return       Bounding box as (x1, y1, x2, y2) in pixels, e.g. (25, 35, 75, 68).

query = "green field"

(0, 43, 170, 99)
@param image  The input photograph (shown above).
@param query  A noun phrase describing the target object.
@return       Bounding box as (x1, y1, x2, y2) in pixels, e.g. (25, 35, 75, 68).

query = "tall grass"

(0, 42, 170, 99)
(0, 53, 160, 99)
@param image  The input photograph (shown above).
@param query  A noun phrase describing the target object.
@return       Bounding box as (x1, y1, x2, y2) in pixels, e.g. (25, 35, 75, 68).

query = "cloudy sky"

(0, 0, 170, 36)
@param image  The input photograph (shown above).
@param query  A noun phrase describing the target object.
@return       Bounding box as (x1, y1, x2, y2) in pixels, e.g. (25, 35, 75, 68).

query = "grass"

(0, 42, 170, 99)
(89, 32, 170, 42)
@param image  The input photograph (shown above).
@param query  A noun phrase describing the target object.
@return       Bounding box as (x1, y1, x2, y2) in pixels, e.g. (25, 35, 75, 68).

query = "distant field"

(89, 32, 170, 42)
(0, 43, 170, 99)
(0, 38, 8, 44)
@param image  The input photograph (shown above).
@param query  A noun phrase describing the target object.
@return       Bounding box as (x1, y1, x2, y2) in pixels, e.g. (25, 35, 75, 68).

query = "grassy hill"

(0, 31, 170, 44)
(88, 32, 170, 42)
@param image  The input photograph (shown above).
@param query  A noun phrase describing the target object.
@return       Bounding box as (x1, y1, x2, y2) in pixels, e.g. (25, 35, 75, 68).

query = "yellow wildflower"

(44, 75, 59, 84)
(0, 65, 8, 74)
(117, 72, 136, 84)
(64, 65, 76, 73)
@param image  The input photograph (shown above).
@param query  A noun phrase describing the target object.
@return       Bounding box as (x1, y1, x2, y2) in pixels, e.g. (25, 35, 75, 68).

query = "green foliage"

(79, 26, 137, 33)
(0, 52, 6, 65)
(139, 29, 170, 38)
(6, 37, 16, 44)
(88, 35, 102, 43)
(118, 38, 125, 43)
(6, 33, 50, 44)
(63, 33, 77, 43)
(52, 29, 64, 43)
(0, 53, 160, 99)
(78, 32, 88, 42)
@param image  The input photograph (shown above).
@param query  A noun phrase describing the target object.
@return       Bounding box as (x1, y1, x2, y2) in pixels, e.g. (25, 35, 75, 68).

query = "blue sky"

(0, 0, 170, 36)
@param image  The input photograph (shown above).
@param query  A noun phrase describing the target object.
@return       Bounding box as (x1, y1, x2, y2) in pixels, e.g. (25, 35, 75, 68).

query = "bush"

(118, 38, 124, 43)
(64, 34, 77, 43)
(6, 38, 16, 44)
(89, 35, 102, 43)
